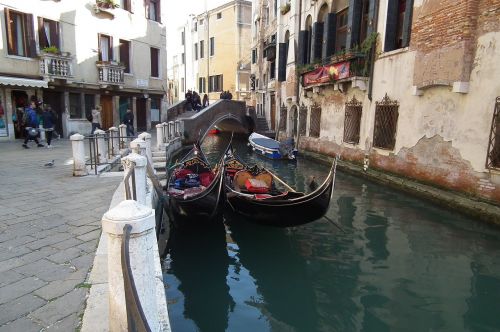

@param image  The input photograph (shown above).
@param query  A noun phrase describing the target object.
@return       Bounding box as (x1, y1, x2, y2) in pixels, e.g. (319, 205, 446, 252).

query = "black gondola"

(224, 148, 338, 227)
(165, 144, 225, 228)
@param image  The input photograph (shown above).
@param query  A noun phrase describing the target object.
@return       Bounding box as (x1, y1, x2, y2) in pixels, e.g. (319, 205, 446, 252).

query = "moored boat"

(224, 147, 337, 227)
(165, 144, 225, 228)
(248, 132, 297, 160)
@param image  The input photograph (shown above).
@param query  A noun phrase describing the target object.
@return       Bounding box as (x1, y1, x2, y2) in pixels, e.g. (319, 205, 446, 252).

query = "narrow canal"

(161, 133, 500, 332)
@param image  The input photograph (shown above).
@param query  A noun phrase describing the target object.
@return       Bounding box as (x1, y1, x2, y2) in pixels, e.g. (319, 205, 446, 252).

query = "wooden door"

(100, 95, 113, 130)
(136, 98, 147, 132)
(270, 94, 276, 131)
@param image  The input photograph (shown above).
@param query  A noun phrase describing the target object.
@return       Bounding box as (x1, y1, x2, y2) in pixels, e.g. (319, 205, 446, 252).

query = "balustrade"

(39, 52, 74, 80)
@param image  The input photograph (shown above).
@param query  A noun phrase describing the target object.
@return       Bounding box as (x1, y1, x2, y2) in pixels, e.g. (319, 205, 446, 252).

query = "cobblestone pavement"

(0, 139, 121, 331)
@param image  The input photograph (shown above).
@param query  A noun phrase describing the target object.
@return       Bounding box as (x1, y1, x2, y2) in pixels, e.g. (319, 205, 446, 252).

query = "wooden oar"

(263, 167, 296, 192)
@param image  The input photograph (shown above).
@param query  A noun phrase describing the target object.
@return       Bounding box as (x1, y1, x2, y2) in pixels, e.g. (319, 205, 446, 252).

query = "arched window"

(278, 30, 290, 82)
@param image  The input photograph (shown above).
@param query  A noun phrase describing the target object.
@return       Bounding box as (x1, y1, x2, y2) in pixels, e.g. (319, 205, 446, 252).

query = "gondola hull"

(226, 177, 334, 227)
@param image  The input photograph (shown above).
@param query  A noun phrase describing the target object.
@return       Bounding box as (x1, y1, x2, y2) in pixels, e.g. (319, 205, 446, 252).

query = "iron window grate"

(309, 104, 321, 138)
(486, 97, 500, 169)
(343, 96, 363, 144)
(373, 93, 399, 150)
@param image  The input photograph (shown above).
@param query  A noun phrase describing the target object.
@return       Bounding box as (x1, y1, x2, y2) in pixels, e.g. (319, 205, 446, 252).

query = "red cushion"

(174, 169, 193, 179)
(245, 178, 269, 193)
(199, 171, 215, 187)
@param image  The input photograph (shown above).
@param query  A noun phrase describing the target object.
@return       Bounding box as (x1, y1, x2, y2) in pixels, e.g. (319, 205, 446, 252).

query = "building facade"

(173, 0, 252, 103)
(0, 0, 168, 141)
(252, 0, 500, 202)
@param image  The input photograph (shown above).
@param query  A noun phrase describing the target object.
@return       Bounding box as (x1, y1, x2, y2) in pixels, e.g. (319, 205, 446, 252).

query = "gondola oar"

(262, 167, 297, 192)
(323, 215, 346, 233)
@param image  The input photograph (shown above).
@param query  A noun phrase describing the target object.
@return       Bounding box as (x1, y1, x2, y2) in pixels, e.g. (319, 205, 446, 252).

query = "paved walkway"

(0, 139, 121, 331)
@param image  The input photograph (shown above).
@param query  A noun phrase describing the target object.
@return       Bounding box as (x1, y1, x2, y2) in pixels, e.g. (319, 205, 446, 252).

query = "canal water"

(161, 133, 500, 332)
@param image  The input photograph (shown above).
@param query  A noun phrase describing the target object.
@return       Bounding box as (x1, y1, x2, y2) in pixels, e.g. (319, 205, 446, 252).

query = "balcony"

(299, 53, 370, 90)
(39, 52, 74, 82)
(96, 61, 125, 87)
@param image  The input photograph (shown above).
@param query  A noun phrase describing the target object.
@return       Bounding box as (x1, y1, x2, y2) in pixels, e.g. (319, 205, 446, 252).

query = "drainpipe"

(368, 0, 380, 101)
(294, 0, 303, 149)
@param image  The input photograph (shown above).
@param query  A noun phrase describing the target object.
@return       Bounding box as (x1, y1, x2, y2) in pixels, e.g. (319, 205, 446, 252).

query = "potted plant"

(96, 0, 119, 9)
(41, 46, 60, 55)
(280, 3, 291, 15)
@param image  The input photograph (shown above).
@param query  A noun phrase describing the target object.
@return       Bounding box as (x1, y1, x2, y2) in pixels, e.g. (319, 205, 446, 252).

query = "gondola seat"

(233, 170, 273, 193)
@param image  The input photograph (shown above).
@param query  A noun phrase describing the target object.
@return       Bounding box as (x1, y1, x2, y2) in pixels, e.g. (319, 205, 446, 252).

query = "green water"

(161, 134, 500, 332)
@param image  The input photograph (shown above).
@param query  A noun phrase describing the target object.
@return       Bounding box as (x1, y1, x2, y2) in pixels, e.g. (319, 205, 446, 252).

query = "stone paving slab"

(0, 139, 121, 331)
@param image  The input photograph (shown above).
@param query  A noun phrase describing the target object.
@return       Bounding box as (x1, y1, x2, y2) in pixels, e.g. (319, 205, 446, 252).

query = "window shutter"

(38, 17, 47, 49)
(384, 0, 398, 52)
(4, 9, 15, 54)
(323, 13, 336, 58)
(98, 34, 102, 61)
(156, 1, 161, 23)
(298, 30, 307, 65)
(26, 14, 36, 57)
(109, 35, 113, 61)
(51, 21, 60, 49)
(278, 43, 286, 82)
(144, 0, 150, 19)
(312, 22, 324, 61)
(402, 0, 413, 47)
(347, 0, 363, 49)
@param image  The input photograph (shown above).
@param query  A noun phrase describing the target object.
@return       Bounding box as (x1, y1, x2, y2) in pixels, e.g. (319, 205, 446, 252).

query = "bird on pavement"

(44, 160, 55, 167)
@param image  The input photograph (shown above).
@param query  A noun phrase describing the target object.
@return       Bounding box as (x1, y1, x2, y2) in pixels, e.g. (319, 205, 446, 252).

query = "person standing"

(22, 101, 43, 148)
(41, 105, 56, 148)
(202, 94, 209, 108)
(91, 106, 102, 134)
(122, 109, 134, 137)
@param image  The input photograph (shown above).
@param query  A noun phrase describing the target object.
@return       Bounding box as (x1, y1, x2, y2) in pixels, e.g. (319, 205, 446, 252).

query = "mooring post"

(168, 121, 175, 140)
(101, 200, 159, 332)
(94, 129, 108, 164)
(119, 124, 127, 149)
(138, 132, 153, 166)
(109, 127, 120, 156)
(70, 133, 88, 176)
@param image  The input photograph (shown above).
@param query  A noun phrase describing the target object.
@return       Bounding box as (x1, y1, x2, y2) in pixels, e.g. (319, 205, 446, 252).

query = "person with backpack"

(22, 101, 44, 148)
(91, 106, 102, 134)
(122, 109, 134, 137)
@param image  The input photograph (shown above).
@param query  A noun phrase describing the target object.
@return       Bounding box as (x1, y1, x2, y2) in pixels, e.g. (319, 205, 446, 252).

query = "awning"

(0, 76, 48, 88)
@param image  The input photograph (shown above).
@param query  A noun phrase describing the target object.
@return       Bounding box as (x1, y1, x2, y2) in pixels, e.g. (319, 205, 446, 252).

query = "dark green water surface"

(161, 134, 500, 332)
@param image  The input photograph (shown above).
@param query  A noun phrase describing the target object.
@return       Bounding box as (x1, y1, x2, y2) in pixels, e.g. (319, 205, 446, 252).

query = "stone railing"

(39, 52, 74, 81)
(96, 61, 125, 86)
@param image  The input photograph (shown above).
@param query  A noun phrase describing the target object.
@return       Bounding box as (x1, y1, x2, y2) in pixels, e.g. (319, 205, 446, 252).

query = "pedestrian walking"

(41, 105, 56, 148)
(122, 109, 135, 137)
(202, 94, 209, 108)
(185, 90, 193, 111)
(22, 101, 44, 148)
(91, 106, 102, 134)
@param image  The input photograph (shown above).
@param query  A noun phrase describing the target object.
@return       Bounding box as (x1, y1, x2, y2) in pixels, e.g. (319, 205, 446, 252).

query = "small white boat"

(248, 132, 297, 160)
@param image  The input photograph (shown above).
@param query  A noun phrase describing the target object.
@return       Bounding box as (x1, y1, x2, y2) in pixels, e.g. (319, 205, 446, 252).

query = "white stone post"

(94, 129, 108, 164)
(162, 122, 168, 143)
(119, 124, 127, 149)
(130, 138, 147, 159)
(168, 121, 175, 140)
(70, 133, 88, 176)
(156, 124, 164, 150)
(174, 121, 180, 137)
(122, 153, 147, 205)
(109, 127, 119, 156)
(101, 200, 159, 332)
(138, 132, 153, 166)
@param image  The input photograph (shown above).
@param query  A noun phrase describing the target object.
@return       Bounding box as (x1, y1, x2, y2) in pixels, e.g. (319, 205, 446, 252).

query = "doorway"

(100, 95, 113, 130)
(43, 90, 63, 137)
(136, 97, 147, 132)
(270, 93, 276, 131)
(11, 90, 29, 139)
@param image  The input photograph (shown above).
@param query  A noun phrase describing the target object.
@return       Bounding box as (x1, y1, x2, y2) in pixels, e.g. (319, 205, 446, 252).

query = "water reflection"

(162, 135, 500, 332)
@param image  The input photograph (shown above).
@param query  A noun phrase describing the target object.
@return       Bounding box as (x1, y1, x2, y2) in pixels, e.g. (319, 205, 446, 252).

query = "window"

(385, 0, 413, 51)
(199, 77, 206, 93)
(120, 0, 131, 12)
(359, 0, 370, 44)
(69, 93, 82, 119)
(486, 97, 500, 169)
(181, 78, 185, 92)
(146, 0, 161, 22)
(84, 94, 95, 120)
(150, 47, 159, 77)
(343, 96, 363, 144)
(209, 37, 215, 56)
(98, 34, 112, 61)
(217, 12, 222, 19)
(181, 53, 185, 65)
(335, 9, 348, 52)
(199, 19, 204, 25)
(373, 94, 399, 150)
(252, 49, 257, 64)
(200, 40, 204, 58)
(194, 43, 198, 60)
(194, 22, 197, 31)
(299, 105, 307, 136)
(209, 75, 223, 92)
(4, 9, 36, 57)
(181, 31, 185, 45)
(119, 39, 130, 73)
(309, 104, 321, 138)
(270, 61, 276, 80)
(38, 18, 59, 50)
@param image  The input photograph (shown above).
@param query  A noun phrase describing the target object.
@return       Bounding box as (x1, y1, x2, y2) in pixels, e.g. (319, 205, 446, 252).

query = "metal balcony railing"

(96, 61, 125, 86)
(39, 52, 74, 80)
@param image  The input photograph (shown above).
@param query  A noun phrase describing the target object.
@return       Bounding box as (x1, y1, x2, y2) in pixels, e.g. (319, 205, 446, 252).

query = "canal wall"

(301, 150, 500, 226)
